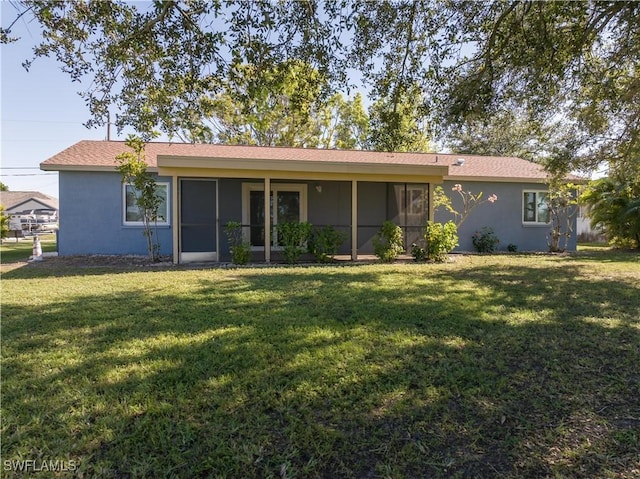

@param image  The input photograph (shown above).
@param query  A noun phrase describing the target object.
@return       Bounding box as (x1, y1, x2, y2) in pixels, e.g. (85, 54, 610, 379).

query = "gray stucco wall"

(58, 171, 173, 256)
(434, 180, 578, 252)
(59, 174, 570, 259)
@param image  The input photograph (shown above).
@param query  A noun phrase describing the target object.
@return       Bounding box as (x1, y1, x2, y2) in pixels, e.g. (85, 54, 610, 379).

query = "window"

(523, 191, 549, 224)
(400, 185, 428, 216)
(242, 183, 307, 248)
(123, 182, 170, 225)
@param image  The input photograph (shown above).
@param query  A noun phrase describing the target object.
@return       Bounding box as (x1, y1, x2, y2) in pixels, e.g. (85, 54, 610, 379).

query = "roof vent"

(455, 158, 465, 166)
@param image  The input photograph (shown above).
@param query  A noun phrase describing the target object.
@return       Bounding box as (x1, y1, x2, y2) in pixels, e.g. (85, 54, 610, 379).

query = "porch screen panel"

(277, 191, 300, 223)
(391, 183, 429, 249)
(249, 190, 265, 246)
(248, 188, 302, 247)
(404, 184, 429, 248)
(180, 180, 217, 252)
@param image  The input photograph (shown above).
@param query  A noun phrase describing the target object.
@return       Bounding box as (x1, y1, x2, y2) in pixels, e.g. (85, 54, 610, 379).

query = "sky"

(1, 2, 112, 199)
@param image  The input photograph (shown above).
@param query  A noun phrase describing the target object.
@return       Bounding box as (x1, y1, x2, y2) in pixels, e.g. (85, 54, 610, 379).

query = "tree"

(3, 1, 638, 175)
(317, 93, 369, 150)
(434, 184, 498, 228)
(368, 84, 432, 152)
(0, 206, 9, 239)
(446, 110, 569, 164)
(581, 177, 640, 249)
(0, 182, 9, 191)
(198, 60, 368, 149)
(546, 181, 580, 253)
(115, 136, 163, 261)
(352, 1, 639, 177)
(201, 60, 324, 146)
(1, 1, 352, 141)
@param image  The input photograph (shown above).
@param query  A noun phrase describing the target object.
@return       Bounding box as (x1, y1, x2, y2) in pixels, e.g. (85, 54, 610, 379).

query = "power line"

(2, 119, 87, 125)
(0, 173, 57, 177)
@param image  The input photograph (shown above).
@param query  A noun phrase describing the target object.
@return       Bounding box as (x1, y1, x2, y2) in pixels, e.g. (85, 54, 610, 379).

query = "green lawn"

(2, 252, 639, 478)
(0, 234, 57, 264)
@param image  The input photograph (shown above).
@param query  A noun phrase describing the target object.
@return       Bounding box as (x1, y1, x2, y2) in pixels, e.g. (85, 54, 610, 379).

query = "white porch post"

(351, 180, 358, 261)
(264, 176, 271, 263)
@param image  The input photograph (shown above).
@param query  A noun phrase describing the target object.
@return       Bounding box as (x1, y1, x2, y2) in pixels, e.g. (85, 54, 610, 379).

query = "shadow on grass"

(568, 248, 640, 264)
(2, 262, 639, 478)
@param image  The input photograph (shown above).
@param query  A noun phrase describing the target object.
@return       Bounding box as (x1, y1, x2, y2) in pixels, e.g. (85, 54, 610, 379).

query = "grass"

(0, 234, 57, 264)
(2, 251, 639, 478)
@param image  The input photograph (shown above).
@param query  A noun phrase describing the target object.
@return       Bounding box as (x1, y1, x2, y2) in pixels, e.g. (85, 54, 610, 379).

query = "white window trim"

(123, 182, 170, 226)
(522, 189, 550, 225)
(241, 183, 308, 250)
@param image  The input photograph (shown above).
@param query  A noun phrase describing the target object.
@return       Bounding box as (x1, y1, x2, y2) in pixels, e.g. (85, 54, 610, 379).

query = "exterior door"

(180, 179, 218, 262)
(243, 183, 307, 248)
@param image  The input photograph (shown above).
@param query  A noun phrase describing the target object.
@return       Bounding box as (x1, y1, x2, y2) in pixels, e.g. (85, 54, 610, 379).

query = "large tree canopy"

(368, 84, 432, 153)
(198, 60, 369, 149)
(446, 109, 570, 164)
(3, 1, 638, 175)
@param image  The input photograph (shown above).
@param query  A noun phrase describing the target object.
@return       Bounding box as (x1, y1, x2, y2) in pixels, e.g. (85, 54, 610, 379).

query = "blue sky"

(1, 2, 110, 198)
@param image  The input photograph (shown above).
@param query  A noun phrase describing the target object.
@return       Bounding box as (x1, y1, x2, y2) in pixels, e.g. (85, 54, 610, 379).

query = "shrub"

(507, 243, 518, 252)
(277, 221, 312, 264)
(115, 136, 163, 262)
(309, 225, 347, 262)
(472, 227, 500, 253)
(224, 221, 252, 264)
(0, 206, 9, 239)
(425, 221, 459, 262)
(411, 242, 427, 262)
(373, 221, 404, 262)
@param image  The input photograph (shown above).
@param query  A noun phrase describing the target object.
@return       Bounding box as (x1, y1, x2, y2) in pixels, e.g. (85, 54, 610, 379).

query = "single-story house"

(0, 190, 59, 234)
(40, 140, 576, 262)
(0, 190, 59, 215)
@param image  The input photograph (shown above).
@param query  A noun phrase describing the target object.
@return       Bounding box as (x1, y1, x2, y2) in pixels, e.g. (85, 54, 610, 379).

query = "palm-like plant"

(581, 177, 640, 248)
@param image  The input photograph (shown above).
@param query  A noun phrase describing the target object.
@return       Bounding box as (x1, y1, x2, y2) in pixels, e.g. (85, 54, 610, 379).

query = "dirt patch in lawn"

(1, 254, 176, 274)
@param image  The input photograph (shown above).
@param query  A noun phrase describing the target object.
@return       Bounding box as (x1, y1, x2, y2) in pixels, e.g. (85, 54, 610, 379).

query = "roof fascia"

(8, 198, 56, 210)
(157, 155, 449, 177)
(40, 165, 159, 173)
(444, 175, 549, 184)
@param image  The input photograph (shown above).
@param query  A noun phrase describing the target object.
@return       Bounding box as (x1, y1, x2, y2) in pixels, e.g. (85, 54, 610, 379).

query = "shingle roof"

(0, 191, 59, 211)
(41, 140, 552, 181)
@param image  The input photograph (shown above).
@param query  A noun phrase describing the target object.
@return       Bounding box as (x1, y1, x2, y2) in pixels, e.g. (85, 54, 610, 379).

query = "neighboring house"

(40, 140, 577, 262)
(0, 190, 59, 233)
(576, 205, 604, 242)
(0, 190, 59, 215)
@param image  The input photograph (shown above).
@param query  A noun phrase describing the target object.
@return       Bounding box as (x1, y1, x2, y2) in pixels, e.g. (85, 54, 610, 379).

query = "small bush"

(507, 243, 518, 252)
(224, 221, 252, 264)
(0, 206, 9, 239)
(411, 242, 427, 262)
(277, 221, 312, 264)
(310, 225, 347, 263)
(373, 221, 404, 262)
(425, 221, 459, 262)
(472, 227, 500, 253)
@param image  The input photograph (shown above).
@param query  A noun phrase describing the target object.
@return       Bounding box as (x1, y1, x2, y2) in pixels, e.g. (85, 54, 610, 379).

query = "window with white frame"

(123, 182, 170, 225)
(523, 190, 549, 224)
